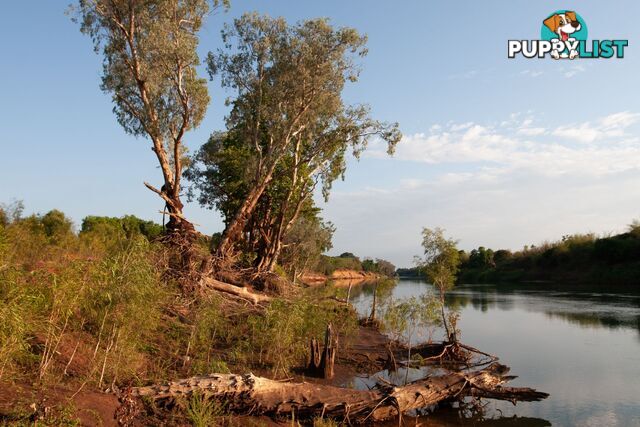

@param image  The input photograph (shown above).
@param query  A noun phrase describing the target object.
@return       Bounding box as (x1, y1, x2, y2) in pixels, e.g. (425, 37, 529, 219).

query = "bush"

(41, 209, 74, 243)
(81, 215, 163, 241)
(0, 210, 171, 385)
(234, 298, 357, 377)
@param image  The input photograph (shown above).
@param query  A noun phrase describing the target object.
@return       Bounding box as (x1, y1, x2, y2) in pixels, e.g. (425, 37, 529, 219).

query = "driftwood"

(200, 277, 271, 305)
(131, 363, 547, 423)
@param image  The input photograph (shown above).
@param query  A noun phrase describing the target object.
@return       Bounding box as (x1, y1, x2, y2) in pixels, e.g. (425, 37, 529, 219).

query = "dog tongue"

(561, 31, 568, 41)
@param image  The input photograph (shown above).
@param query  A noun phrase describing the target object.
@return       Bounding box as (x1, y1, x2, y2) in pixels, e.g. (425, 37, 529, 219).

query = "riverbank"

(300, 268, 383, 286)
(0, 322, 396, 426)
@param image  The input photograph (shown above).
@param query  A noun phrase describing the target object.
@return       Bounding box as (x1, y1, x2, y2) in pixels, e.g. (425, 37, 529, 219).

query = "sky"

(1, 1, 639, 267)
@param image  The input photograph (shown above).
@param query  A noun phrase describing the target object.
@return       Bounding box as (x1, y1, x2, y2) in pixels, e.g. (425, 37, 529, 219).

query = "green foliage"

(316, 254, 363, 275)
(280, 217, 335, 279)
(75, 0, 214, 140)
(0, 210, 170, 385)
(73, 0, 228, 225)
(417, 227, 461, 293)
(40, 209, 74, 243)
(361, 258, 396, 277)
(0, 200, 24, 225)
(235, 298, 357, 377)
(81, 215, 163, 242)
(313, 418, 340, 427)
(1, 401, 82, 426)
(467, 246, 495, 269)
(187, 295, 231, 375)
(458, 226, 640, 288)
(0, 272, 34, 380)
(384, 294, 441, 380)
(0, 208, 7, 229)
(81, 238, 168, 384)
(384, 294, 440, 340)
(415, 227, 460, 340)
(339, 252, 357, 259)
(184, 392, 226, 427)
(188, 12, 400, 267)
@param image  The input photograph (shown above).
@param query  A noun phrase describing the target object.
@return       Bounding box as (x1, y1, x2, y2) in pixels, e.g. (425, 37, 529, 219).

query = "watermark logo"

(509, 10, 628, 59)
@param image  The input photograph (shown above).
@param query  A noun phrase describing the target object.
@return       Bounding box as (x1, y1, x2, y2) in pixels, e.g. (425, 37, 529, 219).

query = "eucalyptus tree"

(197, 13, 401, 262)
(416, 227, 461, 341)
(279, 216, 335, 281)
(74, 0, 228, 234)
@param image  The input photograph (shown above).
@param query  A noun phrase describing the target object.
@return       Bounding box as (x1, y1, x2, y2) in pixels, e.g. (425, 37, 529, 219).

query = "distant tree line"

(0, 201, 164, 245)
(457, 224, 640, 288)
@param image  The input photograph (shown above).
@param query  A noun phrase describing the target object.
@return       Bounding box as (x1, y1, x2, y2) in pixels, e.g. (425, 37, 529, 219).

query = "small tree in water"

(416, 227, 461, 342)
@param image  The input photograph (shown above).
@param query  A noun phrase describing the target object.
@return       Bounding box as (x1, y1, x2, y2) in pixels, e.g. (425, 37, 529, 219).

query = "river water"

(347, 279, 640, 426)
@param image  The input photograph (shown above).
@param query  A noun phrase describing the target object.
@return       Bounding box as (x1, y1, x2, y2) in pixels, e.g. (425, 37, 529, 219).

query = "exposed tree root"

(129, 363, 547, 423)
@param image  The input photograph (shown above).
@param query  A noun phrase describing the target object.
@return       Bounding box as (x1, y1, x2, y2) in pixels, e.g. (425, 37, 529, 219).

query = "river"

(347, 279, 640, 426)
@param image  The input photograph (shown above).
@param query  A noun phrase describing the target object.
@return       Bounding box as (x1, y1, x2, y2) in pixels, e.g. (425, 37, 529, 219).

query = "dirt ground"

(0, 324, 395, 426)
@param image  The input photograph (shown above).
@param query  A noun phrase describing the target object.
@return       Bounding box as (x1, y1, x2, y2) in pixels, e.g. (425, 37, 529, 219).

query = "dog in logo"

(543, 11, 581, 59)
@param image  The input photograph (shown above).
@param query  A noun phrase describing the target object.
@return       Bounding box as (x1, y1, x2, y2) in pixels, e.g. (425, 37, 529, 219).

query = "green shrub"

(41, 209, 74, 244)
(188, 295, 231, 375)
(80, 237, 168, 385)
(0, 271, 34, 380)
(184, 392, 226, 427)
(236, 298, 358, 377)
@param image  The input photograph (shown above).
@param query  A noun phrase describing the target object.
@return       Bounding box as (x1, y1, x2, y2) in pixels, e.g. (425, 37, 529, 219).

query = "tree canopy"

(74, 0, 228, 232)
(187, 13, 401, 270)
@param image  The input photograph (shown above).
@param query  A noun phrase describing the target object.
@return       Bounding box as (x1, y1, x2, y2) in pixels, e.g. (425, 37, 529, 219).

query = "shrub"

(41, 209, 74, 244)
(236, 298, 358, 377)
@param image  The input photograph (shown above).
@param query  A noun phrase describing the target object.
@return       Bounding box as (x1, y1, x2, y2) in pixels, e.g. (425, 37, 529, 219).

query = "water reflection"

(348, 280, 640, 427)
(444, 283, 640, 334)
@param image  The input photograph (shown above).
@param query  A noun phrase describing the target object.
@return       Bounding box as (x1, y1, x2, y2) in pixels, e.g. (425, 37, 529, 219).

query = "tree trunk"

(368, 284, 378, 322)
(144, 182, 194, 237)
(165, 193, 194, 235)
(216, 174, 274, 258)
(130, 363, 548, 423)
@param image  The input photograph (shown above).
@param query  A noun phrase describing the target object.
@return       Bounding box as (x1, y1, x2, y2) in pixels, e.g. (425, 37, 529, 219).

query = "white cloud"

(520, 69, 544, 78)
(517, 127, 546, 136)
(563, 64, 586, 78)
(324, 112, 640, 265)
(367, 112, 640, 176)
(552, 111, 640, 143)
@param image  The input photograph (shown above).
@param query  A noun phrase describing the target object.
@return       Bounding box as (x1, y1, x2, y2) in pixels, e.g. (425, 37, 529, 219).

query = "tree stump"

(307, 323, 337, 379)
(368, 284, 378, 323)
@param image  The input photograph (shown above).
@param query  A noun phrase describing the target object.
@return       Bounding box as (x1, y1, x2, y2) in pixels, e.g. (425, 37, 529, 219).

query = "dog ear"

(565, 11, 578, 23)
(543, 14, 561, 33)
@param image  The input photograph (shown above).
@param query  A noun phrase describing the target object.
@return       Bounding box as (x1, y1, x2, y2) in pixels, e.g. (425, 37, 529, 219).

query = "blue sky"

(1, 1, 639, 266)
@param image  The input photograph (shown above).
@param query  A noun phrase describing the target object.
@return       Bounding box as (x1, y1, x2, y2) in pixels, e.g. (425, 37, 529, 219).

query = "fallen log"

(131, 363, 548, 423)
(200, 277, 271, 305)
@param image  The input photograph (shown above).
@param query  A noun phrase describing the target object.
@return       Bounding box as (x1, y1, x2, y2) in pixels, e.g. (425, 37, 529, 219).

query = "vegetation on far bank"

(316, 252, 396, 277)
(397, 221, 640, 289)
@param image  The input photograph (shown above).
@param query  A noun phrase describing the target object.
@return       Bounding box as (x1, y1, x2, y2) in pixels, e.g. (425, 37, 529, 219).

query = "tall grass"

(0, 205, 360, 404)
(235, 298, 358, 377)
(0, 209, 173, 386)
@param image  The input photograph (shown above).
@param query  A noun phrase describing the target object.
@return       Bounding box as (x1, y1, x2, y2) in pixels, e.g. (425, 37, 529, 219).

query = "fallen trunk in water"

(130, 362, 548, 423)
